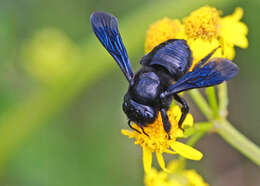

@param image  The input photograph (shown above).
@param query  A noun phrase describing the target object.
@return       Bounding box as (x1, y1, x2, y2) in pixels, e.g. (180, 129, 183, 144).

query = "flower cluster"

(145, 6, 248, 67)
(145, 160, 209, 186)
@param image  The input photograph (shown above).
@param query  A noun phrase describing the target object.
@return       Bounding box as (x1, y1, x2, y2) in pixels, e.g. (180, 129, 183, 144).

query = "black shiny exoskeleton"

(90, 12, 238, 138)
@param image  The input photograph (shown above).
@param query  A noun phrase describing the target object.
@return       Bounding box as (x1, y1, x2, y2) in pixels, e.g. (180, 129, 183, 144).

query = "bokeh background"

(0, 0, 259, 185)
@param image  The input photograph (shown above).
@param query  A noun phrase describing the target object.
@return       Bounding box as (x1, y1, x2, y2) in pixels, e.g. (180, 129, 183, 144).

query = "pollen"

(145, 18, 185, 53)
(184, 6, 221, 40)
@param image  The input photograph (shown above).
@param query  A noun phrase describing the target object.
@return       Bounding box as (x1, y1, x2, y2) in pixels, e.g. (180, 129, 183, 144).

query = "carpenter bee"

(90, 12, 238, 138)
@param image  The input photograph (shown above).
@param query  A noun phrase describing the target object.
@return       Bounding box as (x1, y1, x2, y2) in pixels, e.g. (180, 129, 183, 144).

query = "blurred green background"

(0, 0, 259, 185)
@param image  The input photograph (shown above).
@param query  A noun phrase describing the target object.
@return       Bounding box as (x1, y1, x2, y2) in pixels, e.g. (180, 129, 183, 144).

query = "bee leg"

(160, 108, 171, 139)
(173, 94, 189, 129)
(128, 120, 149, 137)
(140, 125, 149, 137)
(128, 120, 141, 134)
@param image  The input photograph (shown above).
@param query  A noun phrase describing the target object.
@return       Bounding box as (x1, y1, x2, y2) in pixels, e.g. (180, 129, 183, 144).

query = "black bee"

(90, 12, 238, 138)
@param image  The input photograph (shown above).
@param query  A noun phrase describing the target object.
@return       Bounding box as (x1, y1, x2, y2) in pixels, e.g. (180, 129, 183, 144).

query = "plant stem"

(189, 89, 213, 120)
(206, 87, 219, 117)
(187, 131, 206, 146)
(190, 84, 260, 166)
(218, 83, 228, 118)
(184, 122, 213, 137)
(215, 119, 260, 166)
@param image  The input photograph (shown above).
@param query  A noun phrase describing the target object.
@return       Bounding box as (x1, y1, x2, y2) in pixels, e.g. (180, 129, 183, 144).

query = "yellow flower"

(184, 6, 248, 65)
(183, 6, 221, 40)
(145, 160, 209, 186)
(122, 106, 203, 173)
(145, 18, 186, 53)
(145, 6, 248, 67)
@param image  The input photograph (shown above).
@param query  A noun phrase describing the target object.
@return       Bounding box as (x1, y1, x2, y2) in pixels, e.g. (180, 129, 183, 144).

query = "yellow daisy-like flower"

(145, 160, 209, 186)
(122, 106, 203, 173)
(145, 6, 248, 66)
(184, 6, 248, 65)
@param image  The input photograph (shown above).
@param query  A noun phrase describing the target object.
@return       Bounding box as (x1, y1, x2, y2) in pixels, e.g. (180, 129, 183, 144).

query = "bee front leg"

(128, 120, 149, 137)
(128, 120, 141, 134)
(160, 108, 171, 139)
(173, 94, 189, 129)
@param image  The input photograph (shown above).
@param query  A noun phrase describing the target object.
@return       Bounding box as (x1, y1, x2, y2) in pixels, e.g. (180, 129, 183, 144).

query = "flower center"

(184, 6, 221, 40)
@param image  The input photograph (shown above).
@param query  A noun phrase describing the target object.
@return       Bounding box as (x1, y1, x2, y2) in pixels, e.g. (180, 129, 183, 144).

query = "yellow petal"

(155, 151, 168, 172)
(170, 141, 203, 160)
(164, 149, 177, 155)
(219, 38, 236, 60)
(220, 7, 248, 48)
(233, 7, 243, 20)
(182, 113, 194, 128)
(143, 146, 153, 173)
(188, 38, 222, 67)
(176, 129, 184, 137)
(121, 129, 135, 138)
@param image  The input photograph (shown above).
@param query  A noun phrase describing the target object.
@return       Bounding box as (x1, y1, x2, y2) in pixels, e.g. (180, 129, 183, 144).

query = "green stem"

(215, 119, 260, 166)
(206, 87, 218, 117)
(190, 83, 260, 166)
(184, 122, 213, 137)
(187, 131, 206, 146)
(218, 83, 228, 118)
(189, 89, 213, 120)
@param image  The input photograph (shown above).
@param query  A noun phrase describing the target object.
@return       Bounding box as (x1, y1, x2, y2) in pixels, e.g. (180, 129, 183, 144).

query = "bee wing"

(162, 58, 238, 96)
(141, 39, 192, 79)
(90, 12, 134, 83)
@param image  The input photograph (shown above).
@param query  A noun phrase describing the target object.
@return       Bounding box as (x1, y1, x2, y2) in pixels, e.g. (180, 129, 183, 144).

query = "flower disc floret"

(184, 6, 220, 40)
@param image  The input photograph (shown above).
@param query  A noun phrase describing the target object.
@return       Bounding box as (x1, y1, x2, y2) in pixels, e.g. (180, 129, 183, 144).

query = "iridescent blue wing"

(162, 58, 238, 96)
(141, 39, 192, 80)
(90, 12, 134, 83)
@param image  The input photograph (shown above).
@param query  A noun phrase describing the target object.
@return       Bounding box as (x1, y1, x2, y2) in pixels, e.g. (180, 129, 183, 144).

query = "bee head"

(122, 93, 157, 125)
